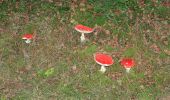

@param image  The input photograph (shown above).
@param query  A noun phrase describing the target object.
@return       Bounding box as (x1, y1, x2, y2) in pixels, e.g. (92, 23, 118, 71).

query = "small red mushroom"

(74, 24, 93, 42)
(22, 34, 33, 43)
(94, 53, 114, 73)
(120, 58, 135, 73)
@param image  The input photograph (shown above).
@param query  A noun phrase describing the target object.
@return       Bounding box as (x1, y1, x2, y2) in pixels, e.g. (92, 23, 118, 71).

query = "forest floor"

(0, 0, 170, 99)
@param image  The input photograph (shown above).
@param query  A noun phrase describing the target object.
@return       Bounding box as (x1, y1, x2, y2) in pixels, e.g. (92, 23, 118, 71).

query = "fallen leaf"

(114, 10, 121, 15)
(15, 1, 19, 9)
(23, 13, 29, 23)
(149, 43, 161, 53)
(161, 1, 170, 7)
(104, 30, 110, 35)
(17, 67, 29, 74)
(80, 8, 86, 12)
(0, 0, 4, 3)
(139, 0, 145, 7)
(164, 49, 170, 55)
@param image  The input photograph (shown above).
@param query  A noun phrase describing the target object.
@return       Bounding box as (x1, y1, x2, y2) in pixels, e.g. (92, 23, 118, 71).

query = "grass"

(0, 0, 170, 99)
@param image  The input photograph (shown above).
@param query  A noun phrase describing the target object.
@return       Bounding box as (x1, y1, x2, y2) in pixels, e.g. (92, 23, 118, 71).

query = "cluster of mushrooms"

(94, 53, 135, 73)
(74, 24, 135, 73)
(21, 24, 135, 73)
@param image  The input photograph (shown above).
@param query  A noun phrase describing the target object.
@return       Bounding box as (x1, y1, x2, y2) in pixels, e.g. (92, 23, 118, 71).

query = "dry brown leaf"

(23, 13, 29, 24)
(161, 1, 170, 7)
(87, 5, 93, 10)
(15, 1, 19, 9)
(161, 36, 169, 45)
(114, 10, 121, 15)
(149, 43, 161, 53)
(0, 0, 4, 3)
(139, 0, 145, 7)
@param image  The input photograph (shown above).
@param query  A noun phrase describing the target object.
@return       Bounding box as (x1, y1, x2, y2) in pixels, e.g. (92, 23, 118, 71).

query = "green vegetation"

(0, 0, 170, 99)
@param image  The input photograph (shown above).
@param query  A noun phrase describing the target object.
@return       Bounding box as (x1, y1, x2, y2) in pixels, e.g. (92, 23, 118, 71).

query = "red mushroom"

(74, 24, 93, 42)
(94, 53, 114, 73)
(22, 34, 33, 43)
(120, 58, 135, 73)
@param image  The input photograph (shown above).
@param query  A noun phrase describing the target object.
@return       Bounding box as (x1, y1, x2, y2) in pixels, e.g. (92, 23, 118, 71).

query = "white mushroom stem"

(25, 39, 31, 43)
(80, 33, 85, 42)
(125, 67, 131, 73)
(100, 65, 106, 73)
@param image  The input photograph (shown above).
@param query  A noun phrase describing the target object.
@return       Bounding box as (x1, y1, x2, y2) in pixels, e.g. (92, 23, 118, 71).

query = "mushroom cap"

(75, 24, 93, 33)
(120, 58, 135, 68)
(94, 53, 114, 66)
(22, 34, 33, 39)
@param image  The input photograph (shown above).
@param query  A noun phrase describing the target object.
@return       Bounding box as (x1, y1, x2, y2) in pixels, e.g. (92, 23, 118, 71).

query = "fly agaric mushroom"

(74, 24, 93, 42)
(94, 53, 114, 73)
(22, 34, 33, 43)
(120, 58, 135, 73)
